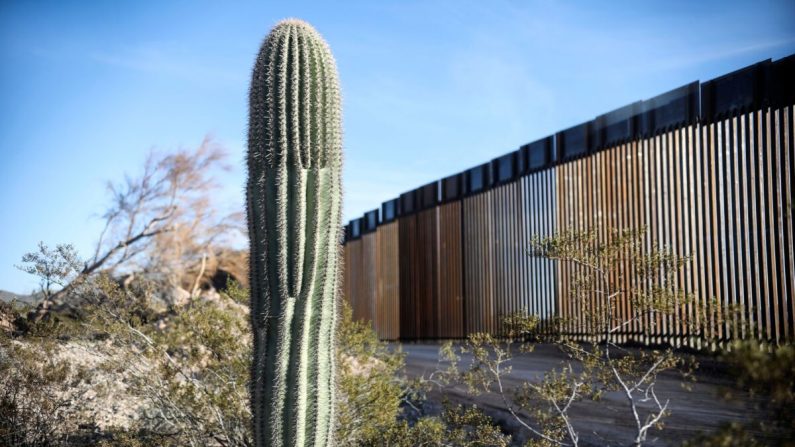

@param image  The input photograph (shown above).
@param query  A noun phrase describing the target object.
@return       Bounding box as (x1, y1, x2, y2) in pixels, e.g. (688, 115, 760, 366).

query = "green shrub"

(686, 340, 795, 446)
(2, 279, 507, 446)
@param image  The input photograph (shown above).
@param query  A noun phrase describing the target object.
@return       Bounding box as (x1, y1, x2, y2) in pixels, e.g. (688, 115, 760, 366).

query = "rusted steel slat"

(493, 185, 505, 333)
(764, 108, 781, 342)
(343, 243, 352, 310)
(673, 129, 683, 342)
(661, 132, 672, 342)
(362, 233, 378, 330)
(782, 106, 795, 340)
(642, 135, 652, 342)
(772, 108, 788, 340)
(346, 239, 363, 322)
(729, 117, 746, 338)
(398, 215, 416, 339)
(682, 126, 696, 346)
(705, 123, 719, 342)
(415, 208, 439, 338)
(759, 111, 773, 340)
(694, 120, 708, 347)
(555, 163, 566, 335)
(739, 113, 753, 340)
(439, 202, 465, 338)
(749, 112, 764, 340)
(491, 182, 523, 331)
(463, 193, 495, 335)
(376, 222, 400, 340)
(629, 141, 646, 342)
(547, 169, 559, 333)
(621, 144, 631, 343)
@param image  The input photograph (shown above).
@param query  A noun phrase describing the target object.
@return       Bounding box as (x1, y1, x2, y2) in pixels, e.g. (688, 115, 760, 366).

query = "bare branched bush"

(437, 227, 736, 447)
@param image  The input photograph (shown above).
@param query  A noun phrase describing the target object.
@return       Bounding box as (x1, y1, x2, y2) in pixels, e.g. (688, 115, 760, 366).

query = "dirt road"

(397, 341, 768, 446)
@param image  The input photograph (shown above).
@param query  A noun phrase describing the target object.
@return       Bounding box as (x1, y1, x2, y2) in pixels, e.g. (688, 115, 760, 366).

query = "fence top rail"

(341, 54, 793, 238)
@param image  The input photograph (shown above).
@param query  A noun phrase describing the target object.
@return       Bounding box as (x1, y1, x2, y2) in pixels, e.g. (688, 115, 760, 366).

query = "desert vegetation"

(0, 259, 507, 446)
(3, 15, 793, 447)
(2, 143, 793, 447)
(429, 228, 793, 446)
(0, 134, 507, 446)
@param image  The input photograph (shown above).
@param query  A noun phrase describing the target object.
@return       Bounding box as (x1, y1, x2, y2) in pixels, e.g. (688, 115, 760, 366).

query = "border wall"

(342, 56, 795, 345)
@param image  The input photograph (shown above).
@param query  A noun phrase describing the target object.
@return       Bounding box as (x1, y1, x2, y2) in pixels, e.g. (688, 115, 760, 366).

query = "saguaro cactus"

(246, 19, 343, 447)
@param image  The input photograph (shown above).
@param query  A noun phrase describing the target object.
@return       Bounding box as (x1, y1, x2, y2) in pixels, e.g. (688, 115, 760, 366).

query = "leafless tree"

(21, 136, 243, 321)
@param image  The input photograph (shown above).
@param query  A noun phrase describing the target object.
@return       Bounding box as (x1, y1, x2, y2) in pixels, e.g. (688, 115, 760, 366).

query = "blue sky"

(1, 0, 794, 294)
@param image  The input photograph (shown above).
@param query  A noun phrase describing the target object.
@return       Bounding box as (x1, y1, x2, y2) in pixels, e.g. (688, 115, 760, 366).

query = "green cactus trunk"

(246, 19, 343, 447)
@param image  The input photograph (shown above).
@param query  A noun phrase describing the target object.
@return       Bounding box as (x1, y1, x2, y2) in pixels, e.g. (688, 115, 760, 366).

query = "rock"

(48, 341, 147, 431)
(169, 287, 191, 306)
(200, 288, 221, 302)
(0, 301, 17, 335)
(151, 286, 191, 308)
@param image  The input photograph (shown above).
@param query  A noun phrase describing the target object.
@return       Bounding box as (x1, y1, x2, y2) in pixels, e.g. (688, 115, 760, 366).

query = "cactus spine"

(246, 19, 342, 447)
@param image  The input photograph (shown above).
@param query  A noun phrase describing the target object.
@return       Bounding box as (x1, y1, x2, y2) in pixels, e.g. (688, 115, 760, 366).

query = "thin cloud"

(89, 44, 246, 85)
(645, 36, 795, 73)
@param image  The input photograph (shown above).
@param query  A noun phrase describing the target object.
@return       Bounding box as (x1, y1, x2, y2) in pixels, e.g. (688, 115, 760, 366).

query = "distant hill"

(0, 289, 41, 305)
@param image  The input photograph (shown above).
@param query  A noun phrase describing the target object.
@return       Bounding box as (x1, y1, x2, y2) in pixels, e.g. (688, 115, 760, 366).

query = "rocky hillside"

(0, 289, 41, 305)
